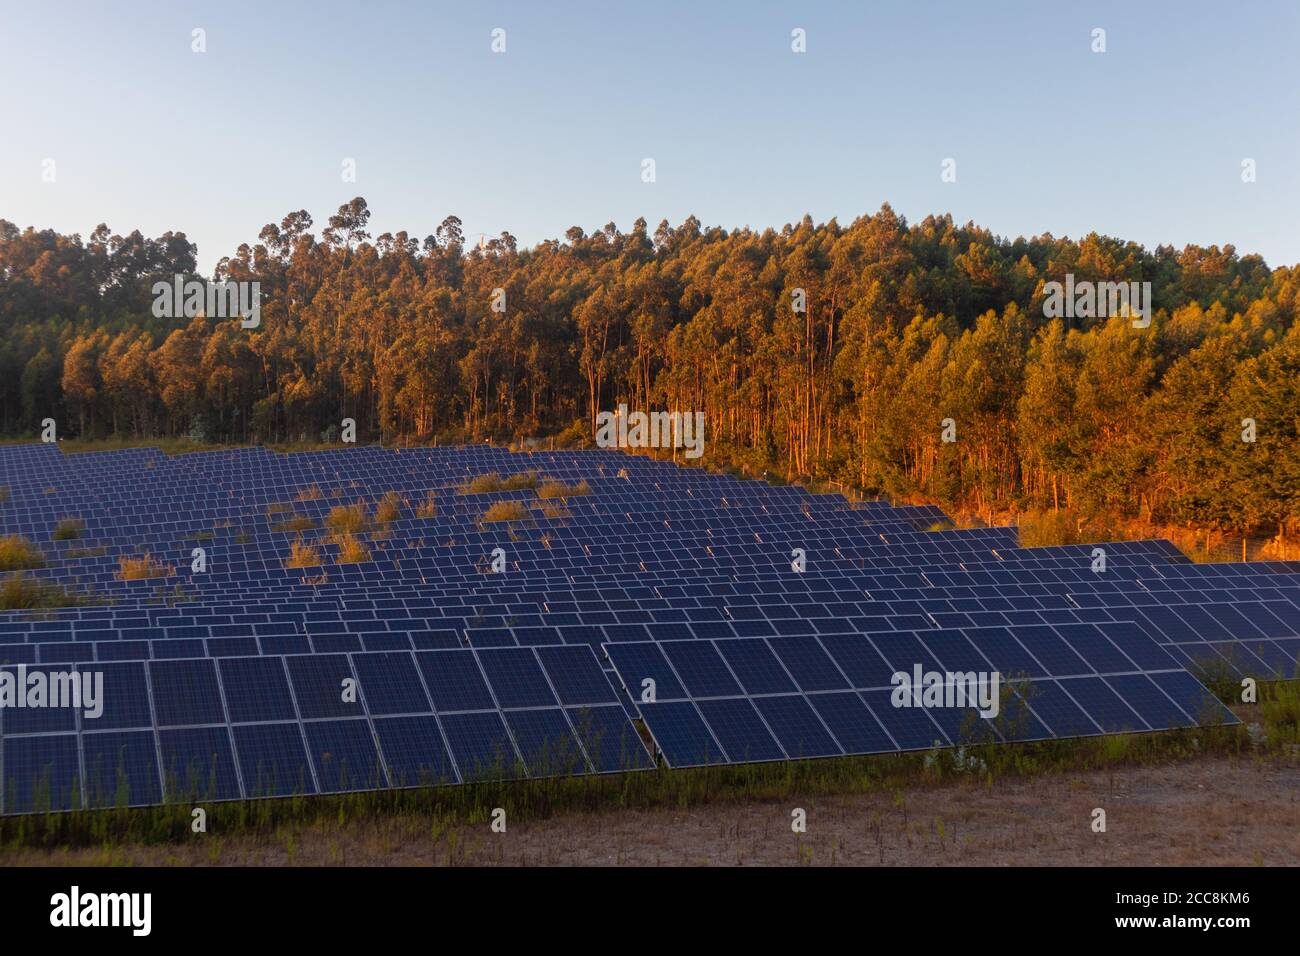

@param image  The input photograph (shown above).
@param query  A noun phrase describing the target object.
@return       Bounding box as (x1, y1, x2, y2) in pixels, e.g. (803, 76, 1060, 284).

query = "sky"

(1, 0, 1296, 275)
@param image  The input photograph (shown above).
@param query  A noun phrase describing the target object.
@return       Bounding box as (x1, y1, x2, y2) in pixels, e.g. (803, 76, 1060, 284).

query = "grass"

(117, 553, 172, 580)
(66, 545, 108, 559)
(374, 491, 402, 525)
(415, 491, 438, 519)
(325, 501, 370, 535)
(333, 533, 371, 564)
(538, 501, 571, 520)
(265, 502, 291, 516)
(0, 572, 97, 610)
(461, 472, 539, 494)
(0, 704, 1266, 851)
(270, 515, 317, 533)
(0, 535, 45, 571)
(296, 483, 323, 502)
(285, 539, 322, 569)
(52, 517, 85, 540)
(537, 479, 591, 499)
(483, 501, 528, 523)
(0, 485, 9, 502)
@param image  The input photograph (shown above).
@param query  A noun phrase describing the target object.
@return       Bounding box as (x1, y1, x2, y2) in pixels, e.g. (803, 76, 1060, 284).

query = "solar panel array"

(0, 441, 1285, 813)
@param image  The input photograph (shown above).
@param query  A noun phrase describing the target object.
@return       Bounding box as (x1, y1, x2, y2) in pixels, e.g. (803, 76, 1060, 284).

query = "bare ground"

(4, 754, 1298, 866)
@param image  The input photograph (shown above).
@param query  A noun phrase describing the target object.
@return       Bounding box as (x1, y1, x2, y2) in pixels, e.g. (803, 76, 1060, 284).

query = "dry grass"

(265, 502, 291, 516)
(415, 491, 438, 519)
(0, 535, 45, 571)
(325, 501, 370, 535)
(0, 572, 95, 610)
(333, 533, 372, 564)
(285, 539, 322, 568)
(374, 491, 402, 525)
(483, 501, 528, 523)
(537, 479, 591, 499)
(462, 472, 539, 494)
(296, 483, 323, 502)
(538, 501, 571, 520)
(271, 515, 317, 533)
(117, 553, 172, 580)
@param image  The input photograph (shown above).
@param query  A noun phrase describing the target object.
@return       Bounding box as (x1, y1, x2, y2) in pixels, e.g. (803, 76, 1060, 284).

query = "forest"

(2, 198, 1298, 540)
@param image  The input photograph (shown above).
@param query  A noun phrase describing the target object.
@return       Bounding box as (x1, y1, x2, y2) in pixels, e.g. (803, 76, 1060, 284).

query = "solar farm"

(0, 441, 1295, 817)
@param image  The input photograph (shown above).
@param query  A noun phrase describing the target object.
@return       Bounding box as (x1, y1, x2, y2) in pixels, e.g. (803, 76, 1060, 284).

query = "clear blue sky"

(1, 0, 1296, 275)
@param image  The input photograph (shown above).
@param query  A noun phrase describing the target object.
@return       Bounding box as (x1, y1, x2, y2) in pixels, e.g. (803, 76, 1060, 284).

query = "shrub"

(500, 471, 539, 491)
(296, 483, 323, 502)
(53, 517, 85, 540)
(537, 479, 591, 499)
(325, 501, 370, 534)
(285, 539, 322, 568)
(415, 491, 438, 519)
(271, 515, 317, 533)
(483, 501, 528, 523)
(0, 572, 93, 610)
(117, 553, 172, 580)
(462, 473, 502, 494)
(334, 533, 371, 564)
(0, 535, 45, 571)
(374, 491, 402, 524)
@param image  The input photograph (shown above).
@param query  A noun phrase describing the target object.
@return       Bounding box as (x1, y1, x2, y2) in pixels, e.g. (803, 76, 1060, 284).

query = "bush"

(462, 473, 502, 494)
(415, 491, 437, 518)
(0, 572, 93, 610)
(117, 553, 172, 580)
(285, 539, 322, 568)
(271, 515, 316, 533)
(0, 535, 45, 571)
(374, 491, 402, 524)
(537, 479, 591, 499)
(483, 501, 528, 523)
(54, 516, 86, 540)
(325, 501, 370, 534)
(334, 533, 371, 564)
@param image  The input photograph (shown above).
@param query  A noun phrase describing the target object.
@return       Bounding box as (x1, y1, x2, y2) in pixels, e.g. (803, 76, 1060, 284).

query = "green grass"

(0, 708, 1262, 851)
(52, 517, 85, 540)
(66, 545, 108, 559)
(270, 515, 317, 533)
(0, 572, 97, 610)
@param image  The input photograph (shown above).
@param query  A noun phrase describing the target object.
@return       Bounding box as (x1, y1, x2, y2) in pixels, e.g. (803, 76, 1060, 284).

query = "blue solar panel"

(82, 730, 162, 807)
(233, 722, 315, 797)
(352, 652, 433, 715)
(751, 695, 842, 758)
(695, 698, 784, 762)
(149, 659, 225, 726)
(303, 719, 387, 792)
(503, 709, 587, 776)
(476, 648, 558, 709)
(158, 726, 242, 800)
(637, 701, 726, 766)
(439, 711, 522, 781)
(219, 656, 296, 723)
(416, 650, 495, 712)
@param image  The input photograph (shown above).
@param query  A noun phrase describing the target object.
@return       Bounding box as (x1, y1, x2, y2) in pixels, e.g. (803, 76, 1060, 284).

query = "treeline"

(2, 200, 1299, 536)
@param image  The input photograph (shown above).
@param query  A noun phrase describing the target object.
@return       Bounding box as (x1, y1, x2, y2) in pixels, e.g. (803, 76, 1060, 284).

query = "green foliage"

(0, 535, 45, 571)
(2, 201, 1297, 537)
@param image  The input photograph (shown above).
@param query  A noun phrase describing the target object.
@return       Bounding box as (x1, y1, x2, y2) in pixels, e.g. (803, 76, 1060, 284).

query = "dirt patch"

(4, 754, 1298, 866)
